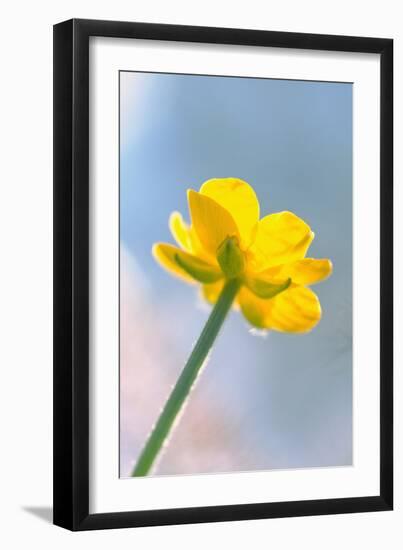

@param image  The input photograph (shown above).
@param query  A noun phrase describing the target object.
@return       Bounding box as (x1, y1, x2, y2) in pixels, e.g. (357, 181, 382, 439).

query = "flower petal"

(169, 211, 193, 252)
(249, 211, 314, 270)
(263, 258, 333, 286)
(201, 280, 240, 311)
(201, 280, 225, 304)
(239, 284, 321, 333)
(188, 189, 240, 256)
(169, 211, 216, 264)
(152, 243, 222, 284)
(200, 178, 259, 246)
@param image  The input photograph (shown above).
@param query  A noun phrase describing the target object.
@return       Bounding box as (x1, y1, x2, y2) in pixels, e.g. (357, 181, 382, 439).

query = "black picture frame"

(53, 18, 393, 531)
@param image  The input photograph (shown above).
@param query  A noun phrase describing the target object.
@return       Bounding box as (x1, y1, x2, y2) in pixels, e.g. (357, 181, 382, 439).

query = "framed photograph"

(53, 19, 393, 530)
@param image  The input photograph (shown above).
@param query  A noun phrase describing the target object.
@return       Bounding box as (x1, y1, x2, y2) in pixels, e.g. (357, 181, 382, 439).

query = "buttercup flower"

(153, 178, 332, 333)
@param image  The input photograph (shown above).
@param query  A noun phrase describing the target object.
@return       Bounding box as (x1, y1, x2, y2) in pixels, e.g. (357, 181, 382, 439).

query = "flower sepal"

(245, 275, 292, 299)
(174, 252, 222, 283)
(216, 236, 245, 279)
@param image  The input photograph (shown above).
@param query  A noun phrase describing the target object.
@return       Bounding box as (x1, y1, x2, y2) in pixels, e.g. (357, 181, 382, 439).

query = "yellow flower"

(153, 178, 332, 333)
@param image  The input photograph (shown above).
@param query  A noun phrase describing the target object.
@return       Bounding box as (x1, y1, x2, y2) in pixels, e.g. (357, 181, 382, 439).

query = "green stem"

(131, 277, 241, 477)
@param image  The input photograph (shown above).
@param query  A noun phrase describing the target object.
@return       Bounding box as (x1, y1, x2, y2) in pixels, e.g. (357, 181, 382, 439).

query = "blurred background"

(119, 71, 352, 477)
